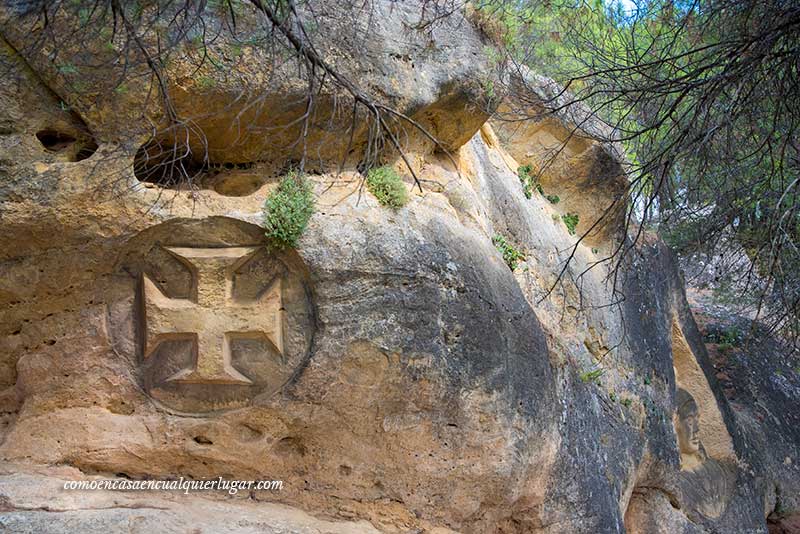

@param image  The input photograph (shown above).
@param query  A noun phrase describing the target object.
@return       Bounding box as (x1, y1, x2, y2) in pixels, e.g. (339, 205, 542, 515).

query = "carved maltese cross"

(142, 247, 283, 385)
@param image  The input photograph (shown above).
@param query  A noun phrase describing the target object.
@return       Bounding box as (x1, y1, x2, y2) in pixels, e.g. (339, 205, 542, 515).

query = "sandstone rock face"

(0, 464, 383, 534)
(0, 2, 797, 533)
(490, 69, 628, 247)
(0, 1, 493, 176)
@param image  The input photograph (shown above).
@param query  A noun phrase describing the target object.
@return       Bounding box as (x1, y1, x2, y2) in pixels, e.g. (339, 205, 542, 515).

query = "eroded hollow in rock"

(36, 129, 97, 161)
(489, 110, 627, 247)
(133, 139, 275, 196)
(36, 129, 75, 151)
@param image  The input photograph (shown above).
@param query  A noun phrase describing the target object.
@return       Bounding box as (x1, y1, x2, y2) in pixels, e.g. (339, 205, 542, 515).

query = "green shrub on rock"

(492, 234, 525, 271)
(561, 213, 579, 235)
(518, 164, 545, 199)
(262, 170, 315, 250)
(366, 166, 408, 209)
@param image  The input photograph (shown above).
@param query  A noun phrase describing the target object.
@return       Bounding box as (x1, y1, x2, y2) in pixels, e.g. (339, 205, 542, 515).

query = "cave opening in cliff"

(133, 139, 206, 189)
(134, 138, 272, 196)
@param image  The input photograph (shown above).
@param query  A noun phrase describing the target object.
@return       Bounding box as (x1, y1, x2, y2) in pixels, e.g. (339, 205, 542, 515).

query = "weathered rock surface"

(0, 462, 382, 534)
(0, 1, 493, 175)
(0, 2, 797, 533)
(688, 292, 800, 533)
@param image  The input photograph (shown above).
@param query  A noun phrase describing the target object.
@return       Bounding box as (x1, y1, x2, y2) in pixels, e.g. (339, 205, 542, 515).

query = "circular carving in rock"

(115, 217, 314, 414)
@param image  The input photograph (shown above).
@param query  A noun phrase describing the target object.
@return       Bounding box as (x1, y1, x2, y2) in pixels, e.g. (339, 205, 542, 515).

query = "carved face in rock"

(675, 388, 701, 455)
(674, 389, 736, 519)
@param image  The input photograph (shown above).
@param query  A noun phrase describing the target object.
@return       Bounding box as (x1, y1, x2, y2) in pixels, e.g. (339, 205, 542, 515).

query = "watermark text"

(63, 477, 283, 495)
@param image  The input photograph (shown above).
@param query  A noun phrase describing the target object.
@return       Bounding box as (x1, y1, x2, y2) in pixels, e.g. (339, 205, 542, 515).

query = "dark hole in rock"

(36, 129, 75, 151)
(134, 140, 206, 188)
(222, 161, 256, 171)
(36, 129, 98, 161)
(193, 435, 213, 445)
(74, 140, 98, 161)
(134, 139, 272, 196)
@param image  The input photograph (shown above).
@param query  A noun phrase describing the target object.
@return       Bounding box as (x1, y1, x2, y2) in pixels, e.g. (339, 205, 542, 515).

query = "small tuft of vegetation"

(562, 213, 580, 235)
(492, 234, 525, 271)
(518, 164, 543, 199)
(57, 63, 78, 75)
(704, 325, 743, 354)
(366, 166, 408, 209)
(518, 165, 533, 198)
(197, 75, 216, 89)
(546, 194, 560, 204)
(705, 325, 742, 345)
(580, 367, 604, 383)
(262, 170, 315, 250)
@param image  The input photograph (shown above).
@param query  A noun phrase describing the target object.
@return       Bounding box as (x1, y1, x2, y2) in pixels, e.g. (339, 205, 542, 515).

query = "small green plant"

(719, 326, 741, 345)
(197, 75, 216, 89)
(262, 170, 315, 250)
(492, 234, 525, 271)
(517, 164, 544, 199)
(132, 1, 145, 19)
(191, 32, 205, 48)
(562, 213, 580, 235)
(718, 343, 734, 354)
(483, 78, 496, 103)
(518, 164, 533, 198)
(774, 499, 786, 517)
(609, 391, 617, 402)
(621, 398, 633, 408)
(704, 325, 743, 353)
(78, 7, 91, 24)
(644, 375, 651, 385)
(58, 63, 78, 75)
(366, 166, 408, 208)
(580, 367, 604, 383)
(546, 194, 560, 204)
(592, 248, 599, 254)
